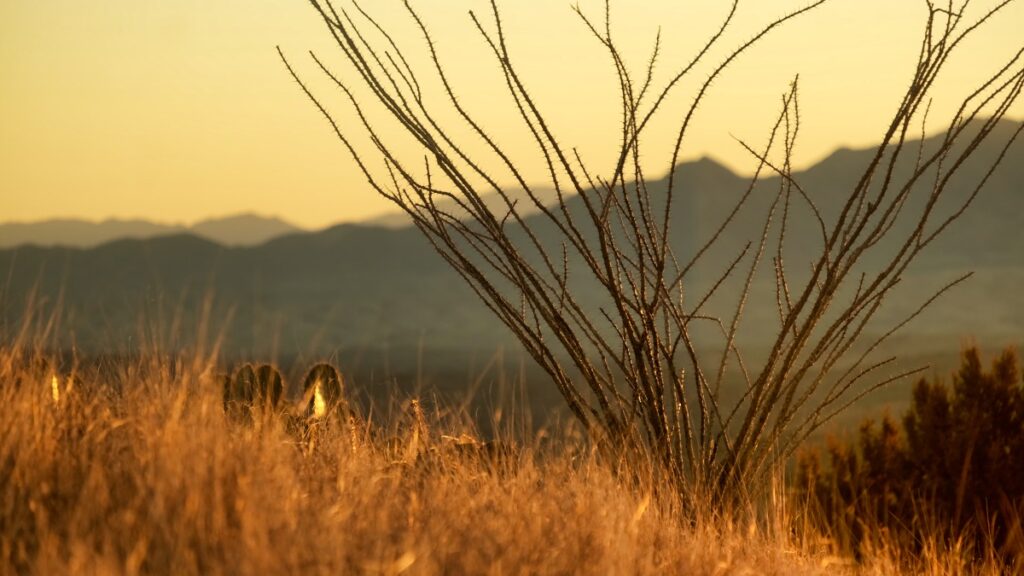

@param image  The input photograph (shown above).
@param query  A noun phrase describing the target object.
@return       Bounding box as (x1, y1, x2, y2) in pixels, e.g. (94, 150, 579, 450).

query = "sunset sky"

(2, 0, 1021, 230)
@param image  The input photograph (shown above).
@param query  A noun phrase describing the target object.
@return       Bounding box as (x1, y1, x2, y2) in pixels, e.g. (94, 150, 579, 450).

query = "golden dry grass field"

(0, 341, 1016, 576)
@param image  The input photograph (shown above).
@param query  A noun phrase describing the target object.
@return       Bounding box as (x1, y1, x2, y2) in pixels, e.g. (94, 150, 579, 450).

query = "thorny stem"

(284, 0, 1023, 508)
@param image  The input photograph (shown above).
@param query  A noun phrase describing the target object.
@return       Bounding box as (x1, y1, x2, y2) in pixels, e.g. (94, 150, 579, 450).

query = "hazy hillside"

(0, 213, 303, 249)
(1, 121, 1021, 384)
(189, 214, 304, 246)
(0, 218, 182, 249)
(364, 120, 1024, 273)
(364, 185, 564, 228)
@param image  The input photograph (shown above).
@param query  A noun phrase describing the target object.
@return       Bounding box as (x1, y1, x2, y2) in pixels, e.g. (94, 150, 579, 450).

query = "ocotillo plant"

(283, 0, 1024, 506)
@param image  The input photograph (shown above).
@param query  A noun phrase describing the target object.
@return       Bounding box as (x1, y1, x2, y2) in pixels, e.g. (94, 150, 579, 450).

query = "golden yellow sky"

(1, 1, 1021, 230)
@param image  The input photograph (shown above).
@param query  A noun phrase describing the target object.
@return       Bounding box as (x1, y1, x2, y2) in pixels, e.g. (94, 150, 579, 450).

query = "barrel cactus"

(254, 364, 285, 412)
(301, 362, 345, 419)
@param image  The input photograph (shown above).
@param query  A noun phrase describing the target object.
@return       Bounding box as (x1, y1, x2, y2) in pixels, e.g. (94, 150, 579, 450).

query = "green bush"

(799, 347, 1024, 560)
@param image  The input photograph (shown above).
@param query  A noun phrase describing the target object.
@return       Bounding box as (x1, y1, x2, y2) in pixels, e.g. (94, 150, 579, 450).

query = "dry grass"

(0, 346, 1013, 575)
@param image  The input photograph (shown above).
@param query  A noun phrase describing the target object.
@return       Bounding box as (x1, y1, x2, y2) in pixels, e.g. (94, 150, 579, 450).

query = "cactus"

(219, 372, 236, 412)
(301, 362, 344, 419)
(222, 363, 285, 420)
(254, 364, 285, 412)
(222, 364, 257, 419)
(235, 364, 258, 405)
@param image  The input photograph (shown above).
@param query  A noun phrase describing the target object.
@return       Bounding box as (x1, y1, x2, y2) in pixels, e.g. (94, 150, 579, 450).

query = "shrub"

(799, 346, 1024, 560)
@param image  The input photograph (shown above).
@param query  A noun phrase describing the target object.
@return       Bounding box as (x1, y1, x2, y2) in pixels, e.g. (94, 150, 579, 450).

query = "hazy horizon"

(0, 211, 302, 228)
(2, 118, 1021, 230)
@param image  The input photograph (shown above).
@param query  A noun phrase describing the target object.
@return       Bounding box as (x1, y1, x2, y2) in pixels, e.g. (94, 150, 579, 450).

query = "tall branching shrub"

(282, 0, 1024, 505)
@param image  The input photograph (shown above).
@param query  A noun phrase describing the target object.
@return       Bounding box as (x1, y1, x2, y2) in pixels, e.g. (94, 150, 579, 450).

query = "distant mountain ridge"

(1, 120, 1021, 363)
(0, 213, 304, 249)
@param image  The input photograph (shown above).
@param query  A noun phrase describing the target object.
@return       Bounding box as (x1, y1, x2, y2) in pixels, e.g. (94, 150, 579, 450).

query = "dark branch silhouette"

(282, 0, 1023, 506)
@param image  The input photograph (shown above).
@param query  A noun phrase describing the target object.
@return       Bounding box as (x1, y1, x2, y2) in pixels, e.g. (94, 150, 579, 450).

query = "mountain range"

(0, 213, 304, 249)
(1, 121, 1022, 417)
